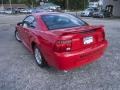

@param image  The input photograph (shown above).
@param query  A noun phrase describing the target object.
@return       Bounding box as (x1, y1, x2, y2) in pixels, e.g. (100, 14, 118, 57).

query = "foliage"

(0, 0, 88, 10)
(49, 0, 88, 10)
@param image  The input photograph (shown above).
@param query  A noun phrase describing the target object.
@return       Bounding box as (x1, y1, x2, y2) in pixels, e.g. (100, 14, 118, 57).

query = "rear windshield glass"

(41, 14, 87, 30)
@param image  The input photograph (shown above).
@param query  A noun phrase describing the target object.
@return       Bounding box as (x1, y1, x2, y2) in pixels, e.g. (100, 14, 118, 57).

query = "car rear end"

(81, 11, 90, 17)
(52, 26, 108, 70)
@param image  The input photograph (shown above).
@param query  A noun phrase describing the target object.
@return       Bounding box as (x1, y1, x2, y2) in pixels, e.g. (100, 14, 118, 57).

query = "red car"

(15, 12, 108, 71)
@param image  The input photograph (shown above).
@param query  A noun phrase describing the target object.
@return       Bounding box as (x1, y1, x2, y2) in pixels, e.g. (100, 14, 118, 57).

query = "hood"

(82, 10, 90, 13)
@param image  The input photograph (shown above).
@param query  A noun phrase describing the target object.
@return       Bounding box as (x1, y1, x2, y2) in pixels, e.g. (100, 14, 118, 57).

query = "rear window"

(41, 14, 87, 30)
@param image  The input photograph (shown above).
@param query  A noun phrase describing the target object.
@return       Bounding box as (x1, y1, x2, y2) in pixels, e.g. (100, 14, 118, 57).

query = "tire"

(34, 46, 48, 67)
(15, 30, 21, 42)
(109, 13, 112, 17)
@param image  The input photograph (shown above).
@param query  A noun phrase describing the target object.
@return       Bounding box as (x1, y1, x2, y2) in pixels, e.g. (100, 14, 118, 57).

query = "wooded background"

(0, 0, 89, 10)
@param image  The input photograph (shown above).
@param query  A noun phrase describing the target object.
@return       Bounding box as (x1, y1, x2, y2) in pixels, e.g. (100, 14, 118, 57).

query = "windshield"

(41, 14, 87, 30)
(85, 8, 93, 11)
(44, 3, 56, 6)
(85, 8, 98, 12)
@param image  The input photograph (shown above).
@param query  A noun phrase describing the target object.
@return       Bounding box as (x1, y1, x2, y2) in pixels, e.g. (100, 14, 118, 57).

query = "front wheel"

(34, 46, 48, 67)
(15, 30, 21, 42)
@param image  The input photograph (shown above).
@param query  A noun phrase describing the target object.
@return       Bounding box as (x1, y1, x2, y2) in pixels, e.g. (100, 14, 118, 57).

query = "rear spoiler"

(60, 25, 104, 36)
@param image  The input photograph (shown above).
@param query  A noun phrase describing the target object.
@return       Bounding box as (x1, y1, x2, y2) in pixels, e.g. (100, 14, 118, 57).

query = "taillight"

(54, 40, 72, 52)
(100, 31, 105, 41)
(98, 30, 105, 42)
(102, 31, 105, 40)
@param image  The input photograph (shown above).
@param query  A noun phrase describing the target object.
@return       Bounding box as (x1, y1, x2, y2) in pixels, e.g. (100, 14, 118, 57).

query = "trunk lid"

(52, 25, 105, 51)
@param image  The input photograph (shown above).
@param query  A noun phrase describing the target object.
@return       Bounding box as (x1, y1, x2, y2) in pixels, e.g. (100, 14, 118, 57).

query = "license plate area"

(83, 36, 93, 45)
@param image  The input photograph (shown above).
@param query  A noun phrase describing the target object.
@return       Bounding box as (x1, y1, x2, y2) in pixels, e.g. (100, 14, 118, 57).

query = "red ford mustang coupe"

(15, 12, 108, 71)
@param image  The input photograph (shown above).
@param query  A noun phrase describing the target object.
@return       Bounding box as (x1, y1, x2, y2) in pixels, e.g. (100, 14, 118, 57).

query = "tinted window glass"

(24, 16, 35, 24)
(23, 16, 36, 28)
(42, 14, 87, 30)
(32, 20, 37, 27)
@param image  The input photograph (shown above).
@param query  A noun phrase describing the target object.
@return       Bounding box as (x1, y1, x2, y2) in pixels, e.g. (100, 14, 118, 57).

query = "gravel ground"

(0, 15, 120, 90)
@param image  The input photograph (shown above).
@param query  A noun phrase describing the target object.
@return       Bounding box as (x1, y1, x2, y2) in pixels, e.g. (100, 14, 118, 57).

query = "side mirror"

(29, 23, 35, 28)
(17, 22, 23, 26)
(23, 21, 35, 28)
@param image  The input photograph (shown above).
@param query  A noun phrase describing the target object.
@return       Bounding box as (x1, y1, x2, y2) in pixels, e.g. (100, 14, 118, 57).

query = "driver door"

(22, 15, 36, 48)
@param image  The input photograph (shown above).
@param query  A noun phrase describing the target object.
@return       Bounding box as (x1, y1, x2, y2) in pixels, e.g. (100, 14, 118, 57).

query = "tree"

(0, 0, 88, 10)
(20, 0, 38, 7)
(49, 0, 88, 10)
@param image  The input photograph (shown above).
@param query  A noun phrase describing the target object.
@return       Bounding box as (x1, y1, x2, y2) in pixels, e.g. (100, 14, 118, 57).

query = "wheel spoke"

(35, 48, 42, 65)
(16, 31, 21, 41)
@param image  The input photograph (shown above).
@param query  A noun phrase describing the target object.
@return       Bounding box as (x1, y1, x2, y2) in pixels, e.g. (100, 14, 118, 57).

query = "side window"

(24, 16, 34, 24)
(32, 20, 37, 28)
(23, 16, 37, 29)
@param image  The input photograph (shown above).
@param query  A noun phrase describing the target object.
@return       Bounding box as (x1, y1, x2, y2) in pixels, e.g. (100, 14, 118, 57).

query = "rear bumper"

(53, 41, 108, 71)
(81, 13, 91, 17)
(93, 15, 103, 18)
(81, 14, 90, 17)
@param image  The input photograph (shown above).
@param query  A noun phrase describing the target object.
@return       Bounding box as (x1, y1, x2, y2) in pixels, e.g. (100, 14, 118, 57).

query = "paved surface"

(0, 15, 120, 90)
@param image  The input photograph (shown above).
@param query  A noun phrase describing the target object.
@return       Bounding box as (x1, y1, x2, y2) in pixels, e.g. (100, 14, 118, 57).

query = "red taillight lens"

(99, 31, 105, 41)
(54, 40, 72, 52)
(98, 29, 105, 42)
(102, 31, 105, 40)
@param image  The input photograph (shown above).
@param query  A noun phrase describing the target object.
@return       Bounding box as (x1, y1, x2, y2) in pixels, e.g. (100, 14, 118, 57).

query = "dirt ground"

(0, 15, 120, 90)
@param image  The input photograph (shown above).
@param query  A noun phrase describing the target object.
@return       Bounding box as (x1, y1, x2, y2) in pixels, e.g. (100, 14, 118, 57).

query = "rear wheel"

(15, 30, 21, 42)
(102, 15, 105, 18)
(34, 46, 48, 67)
(109, 13, 112, 17)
